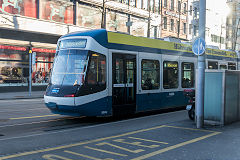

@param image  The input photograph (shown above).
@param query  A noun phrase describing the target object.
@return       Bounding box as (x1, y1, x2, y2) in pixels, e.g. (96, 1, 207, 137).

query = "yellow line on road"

(0, 125, 220, 160)
(128, 137, 168, 144)
(85, 146, 128, 157)
(164, 125, 217, 132)
(0, 125, 166, 160)
(9, 114, 59, 120)
(64, 150, 114, 160)
(131, 132, 221, 160)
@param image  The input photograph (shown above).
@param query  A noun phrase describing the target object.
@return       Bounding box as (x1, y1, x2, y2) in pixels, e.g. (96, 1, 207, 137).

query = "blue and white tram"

(44, 29, 238, 117)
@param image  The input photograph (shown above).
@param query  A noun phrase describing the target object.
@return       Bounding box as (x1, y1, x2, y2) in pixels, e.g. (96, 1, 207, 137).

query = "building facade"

(161, 0, 188, 40)
(226, 0, 240, 51)
(187, 0, 228, 50)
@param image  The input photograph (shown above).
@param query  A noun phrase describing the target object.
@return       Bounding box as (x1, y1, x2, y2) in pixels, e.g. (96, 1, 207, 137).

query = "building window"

(164, 0, 167, 8)
(183, 23, 186, 34)
(155, 0, 160, 13)
(130, 0, 136, 7)
(193, 25, 198, 36)
(170, 0, 174, 10)
(178, 1, 181, 12)
(177, 21, 180, 34)
(143, 0, 148, 10)
(141, 59, 160, 90)
(163, 17, 167, 29)
(183, 3, 187, 14)
(194, 7, 198, 18)
(149, 0, 154, 11)
(190, 5, 192, 15)
(182, 62, 194, 88)
(136, 0, 142, 8)
(189, 24, 192, 34)
(170, 19, 174, 31)
(163, 61, 178, 89)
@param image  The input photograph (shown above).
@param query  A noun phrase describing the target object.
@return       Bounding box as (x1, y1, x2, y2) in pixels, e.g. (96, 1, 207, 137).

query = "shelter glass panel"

(163, 61, 178, 89)
(141, 59, 160, 90)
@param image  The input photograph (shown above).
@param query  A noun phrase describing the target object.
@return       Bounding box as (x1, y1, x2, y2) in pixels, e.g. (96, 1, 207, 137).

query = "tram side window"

(182, 62, 194, 88)
(163, 61, 178, 89)
(141, 59, 160, 90)
(220, 64, 227, 70)
(228, 62, 236, 70)
(208, 61, 218, 69)
(84, 52, 106, 94)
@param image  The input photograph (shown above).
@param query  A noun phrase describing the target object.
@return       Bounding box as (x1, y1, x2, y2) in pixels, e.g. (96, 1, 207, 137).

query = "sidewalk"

(0, 91, 45, 100)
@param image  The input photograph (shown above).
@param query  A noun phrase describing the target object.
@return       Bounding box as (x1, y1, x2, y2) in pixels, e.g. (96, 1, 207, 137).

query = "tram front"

(44, 38, 109, 116)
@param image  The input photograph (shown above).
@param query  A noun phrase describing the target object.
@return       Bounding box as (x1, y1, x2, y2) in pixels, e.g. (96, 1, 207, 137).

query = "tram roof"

(61, 29, 238, 60)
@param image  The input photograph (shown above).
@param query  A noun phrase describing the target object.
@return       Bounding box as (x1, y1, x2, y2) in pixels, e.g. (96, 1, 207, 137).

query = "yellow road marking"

(0, 125, 218, 160)
(131, 132, 221, 160)
(9, 114, 59, 120)
(64, 150, 114, 160)
(85, 146, 128, 157)
(113, 139, 159, 148)
(42, 154, 73, 160)
(96, 142, 144, 153)
(0, 125, 165, 160)
(128, 137, 168, 144)
(164, 125, 217, 132)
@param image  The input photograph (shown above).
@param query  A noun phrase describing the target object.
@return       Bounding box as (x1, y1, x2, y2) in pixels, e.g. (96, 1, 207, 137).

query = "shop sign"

(32, 48, 56, 53)
(0, 45, 26, 51)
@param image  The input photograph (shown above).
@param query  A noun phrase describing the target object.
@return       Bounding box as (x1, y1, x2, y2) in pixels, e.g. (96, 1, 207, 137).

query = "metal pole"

(147, 0, 151, 37)
(196, 0, 206, 128)
(29, 49, 32, 97)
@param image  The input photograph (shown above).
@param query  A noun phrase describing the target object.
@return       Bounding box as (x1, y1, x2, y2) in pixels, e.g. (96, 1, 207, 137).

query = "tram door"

(112, 53, 136, 114)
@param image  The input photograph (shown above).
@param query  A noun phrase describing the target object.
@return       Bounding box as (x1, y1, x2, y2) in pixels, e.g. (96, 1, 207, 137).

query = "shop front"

(0, 43, 55, 92)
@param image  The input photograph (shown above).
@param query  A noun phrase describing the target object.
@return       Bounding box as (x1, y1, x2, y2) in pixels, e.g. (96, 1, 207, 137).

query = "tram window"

(182, 62, 194, 88)
(220, 64, 227, 70)
(208, 61, 218, 69)
(228, 62, 236, 70)
(141, 59, 160, 90)
(163, 61, 178, 89)
(80, 52, 106, 95)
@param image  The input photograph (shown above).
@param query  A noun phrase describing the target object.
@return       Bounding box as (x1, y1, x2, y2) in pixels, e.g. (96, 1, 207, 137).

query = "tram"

(44, 29, 238, 117)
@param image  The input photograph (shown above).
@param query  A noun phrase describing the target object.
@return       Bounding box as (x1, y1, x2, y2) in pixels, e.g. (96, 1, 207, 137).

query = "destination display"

(59, 39, 87, 49)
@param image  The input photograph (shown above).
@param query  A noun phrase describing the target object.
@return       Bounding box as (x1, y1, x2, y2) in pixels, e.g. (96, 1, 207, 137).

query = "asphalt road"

(0, 99, 240, 160)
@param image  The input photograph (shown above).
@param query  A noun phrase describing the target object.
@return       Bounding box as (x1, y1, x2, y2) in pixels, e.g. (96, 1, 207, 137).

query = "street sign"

(32, 52, 36, 65)
(192, 37, 206, 56)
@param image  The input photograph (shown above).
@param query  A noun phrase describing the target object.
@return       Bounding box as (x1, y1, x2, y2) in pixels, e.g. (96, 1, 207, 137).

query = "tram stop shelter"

(203, 70, 240, 125)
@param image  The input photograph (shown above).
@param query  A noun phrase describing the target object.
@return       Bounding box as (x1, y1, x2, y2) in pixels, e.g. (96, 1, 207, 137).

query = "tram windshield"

(51, 50, 88, 86)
